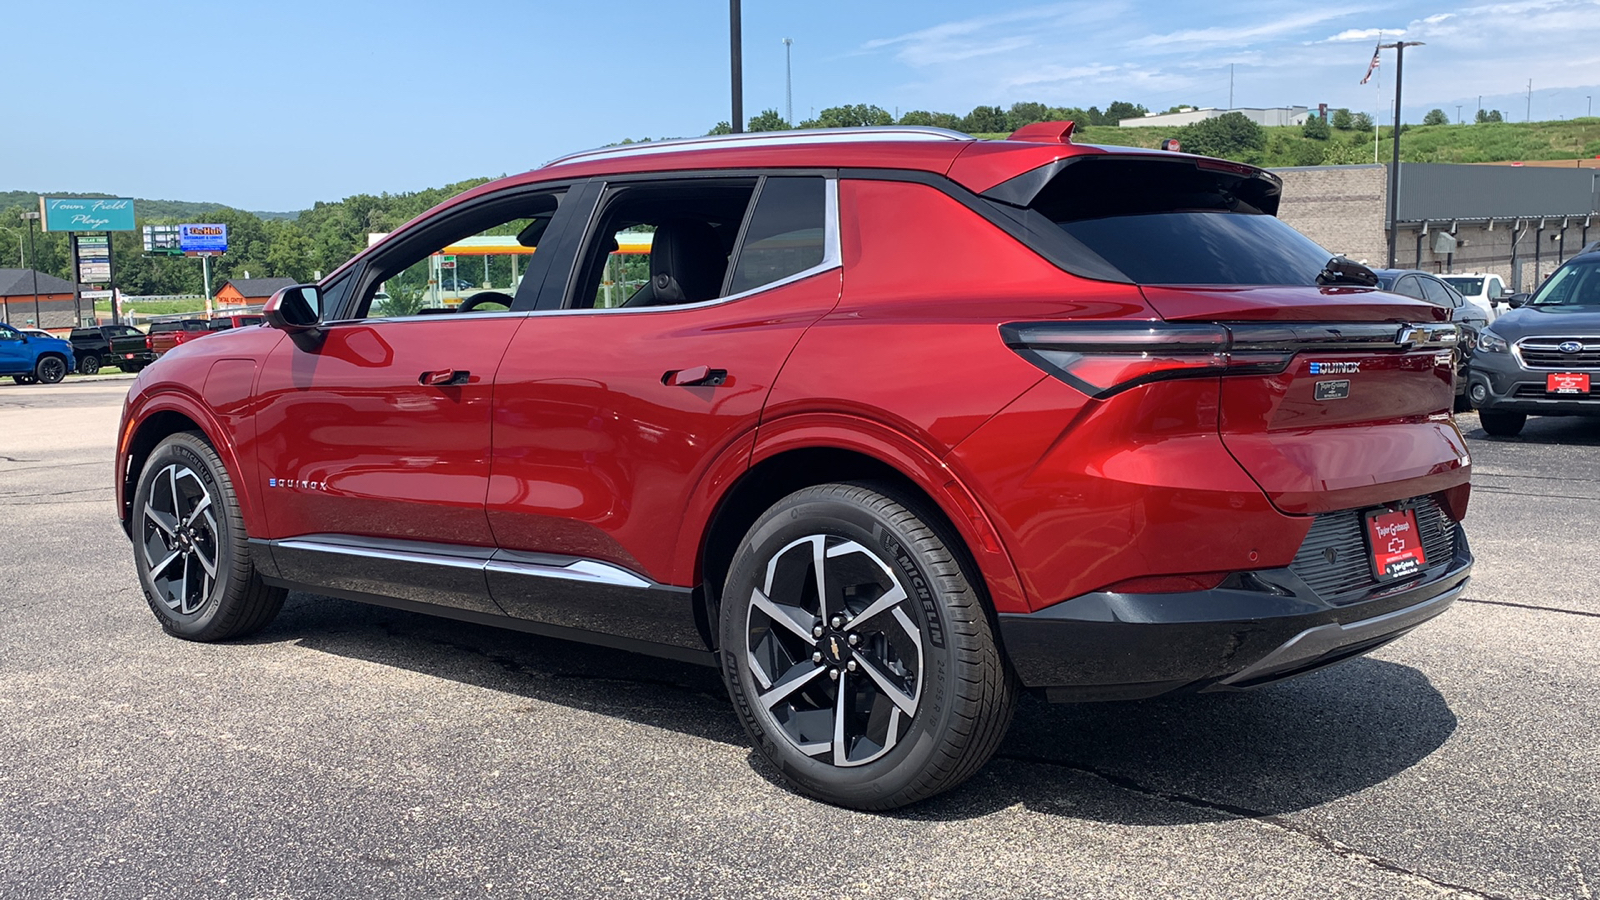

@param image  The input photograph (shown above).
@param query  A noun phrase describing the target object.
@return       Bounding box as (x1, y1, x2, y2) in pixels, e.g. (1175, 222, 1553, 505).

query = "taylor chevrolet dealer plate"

(1365, 507, 1427, 582)
(1547, 373, 1591, 394)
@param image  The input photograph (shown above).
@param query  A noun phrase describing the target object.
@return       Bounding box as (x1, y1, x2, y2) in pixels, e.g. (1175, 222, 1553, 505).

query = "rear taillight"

(1000, 321, 1291, 399)
(145, 336, 153, 350)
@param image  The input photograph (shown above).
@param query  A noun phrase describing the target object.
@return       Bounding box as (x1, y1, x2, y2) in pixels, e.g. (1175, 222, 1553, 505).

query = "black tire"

(1452, 391, 1472, 413)
(118, 361, 145, 373)
(77, 355, 101, 375)
(33, 355, 67, 384)
(12, 374, 36, 385)
(1479, 409, 1526, 437)
(719, 482, 1016, 810)
(132, 431, 285, 641)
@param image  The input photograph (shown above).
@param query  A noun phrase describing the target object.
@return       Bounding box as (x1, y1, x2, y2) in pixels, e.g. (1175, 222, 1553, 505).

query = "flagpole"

(1379, 40, 1424, 268)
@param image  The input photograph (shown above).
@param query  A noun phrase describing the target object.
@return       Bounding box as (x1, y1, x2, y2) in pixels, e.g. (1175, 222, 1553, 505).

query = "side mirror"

(264, 284, 324, 349)
(1506, 293, 1529, 309)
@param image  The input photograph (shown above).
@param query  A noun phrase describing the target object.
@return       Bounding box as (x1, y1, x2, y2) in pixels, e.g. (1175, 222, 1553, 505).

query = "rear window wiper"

(1316, 256, 1379, 287)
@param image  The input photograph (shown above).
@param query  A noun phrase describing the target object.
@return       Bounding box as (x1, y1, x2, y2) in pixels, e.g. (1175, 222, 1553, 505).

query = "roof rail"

(544, 126, 974, 168)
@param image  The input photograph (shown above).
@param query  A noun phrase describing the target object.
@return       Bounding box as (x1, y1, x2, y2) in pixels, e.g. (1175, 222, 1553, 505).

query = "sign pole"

(202, 254, 213, 319)
(71, 233, 82, 326)
(105, 233, 116, 327)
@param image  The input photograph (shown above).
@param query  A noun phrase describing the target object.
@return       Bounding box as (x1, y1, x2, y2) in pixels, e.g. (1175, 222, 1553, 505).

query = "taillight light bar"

(1000, 321, 1289, 399)
(1000, 320, 1458, 400)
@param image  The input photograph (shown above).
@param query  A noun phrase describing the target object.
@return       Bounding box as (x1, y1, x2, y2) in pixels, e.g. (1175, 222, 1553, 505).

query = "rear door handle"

(420, 369, 471, 386)
(663, 365, 728, 387)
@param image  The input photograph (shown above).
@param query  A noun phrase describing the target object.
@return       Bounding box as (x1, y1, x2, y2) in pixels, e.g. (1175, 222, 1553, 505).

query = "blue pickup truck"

(0, 323, 76, 385)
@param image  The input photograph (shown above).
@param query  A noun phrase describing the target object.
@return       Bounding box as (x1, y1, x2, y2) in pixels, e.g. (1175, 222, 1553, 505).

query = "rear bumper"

(999, 530, 1471, 701)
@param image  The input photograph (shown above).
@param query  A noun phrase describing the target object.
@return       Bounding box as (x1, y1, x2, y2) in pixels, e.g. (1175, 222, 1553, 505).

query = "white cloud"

(1131, 7, 1367, 50)
(1318, 27, 1403, 43)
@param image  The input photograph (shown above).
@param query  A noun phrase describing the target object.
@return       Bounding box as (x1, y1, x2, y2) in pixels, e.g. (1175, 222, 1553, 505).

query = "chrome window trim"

(541, 176, 841, 318)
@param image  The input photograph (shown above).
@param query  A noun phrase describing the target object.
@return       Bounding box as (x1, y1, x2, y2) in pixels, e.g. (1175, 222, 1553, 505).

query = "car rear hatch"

(984, 151, 1471, 518)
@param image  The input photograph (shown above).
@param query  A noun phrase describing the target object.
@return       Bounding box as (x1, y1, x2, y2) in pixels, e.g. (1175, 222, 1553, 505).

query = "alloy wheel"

(745, 534, 924, 767)
(141, 463, 221, 615)
(36, 357, 66, 384)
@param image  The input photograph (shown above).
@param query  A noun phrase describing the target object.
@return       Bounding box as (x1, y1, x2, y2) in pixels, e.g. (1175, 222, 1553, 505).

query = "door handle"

(420, 368, 471, 386)
(663, 365, 727, 387)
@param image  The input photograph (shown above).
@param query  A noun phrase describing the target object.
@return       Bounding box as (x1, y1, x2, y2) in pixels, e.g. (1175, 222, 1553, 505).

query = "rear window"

(1007, 157, 1337, 286)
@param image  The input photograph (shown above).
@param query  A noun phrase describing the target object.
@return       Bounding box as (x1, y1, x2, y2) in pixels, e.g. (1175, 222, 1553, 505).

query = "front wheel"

(720, 482, 1016, 810)
(34, 355, 67, 384)
(132, 432, 285, 641)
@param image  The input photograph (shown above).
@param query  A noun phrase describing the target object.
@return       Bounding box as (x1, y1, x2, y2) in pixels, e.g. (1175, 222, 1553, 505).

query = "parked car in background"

(1466, 246, 1600, 435)
(1371, 268, 1488, 410)
(206, 314, 265, 332)
(116, 125, 1473, 809)
(19, 328, 54, 340)
(1441, 273, 1508, 321)
(146, 319, 211, 358)
(0, 322, 75, 384)
(71, 324, 146, 374)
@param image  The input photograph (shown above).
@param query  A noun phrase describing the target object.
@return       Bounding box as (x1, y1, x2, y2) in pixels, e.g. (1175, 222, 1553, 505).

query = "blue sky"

(4, 0, 1597, 210)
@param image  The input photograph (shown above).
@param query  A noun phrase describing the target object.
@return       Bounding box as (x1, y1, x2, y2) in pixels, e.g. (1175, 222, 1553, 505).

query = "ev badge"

(1559, 341, 1585, 353)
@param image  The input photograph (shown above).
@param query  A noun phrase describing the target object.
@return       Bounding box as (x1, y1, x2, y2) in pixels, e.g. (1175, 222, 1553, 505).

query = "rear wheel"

(77, 355, 101, 375)
(719, 482, 1015, 810)
(11, 374, 36, 385)
(132, 432, 285, 641)
(34, 356, 67, 384)
(1479, 409, 1526, 437)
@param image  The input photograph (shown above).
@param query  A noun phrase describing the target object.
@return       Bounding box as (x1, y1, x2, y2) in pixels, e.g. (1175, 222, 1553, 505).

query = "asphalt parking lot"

(1, 378, 1596, 900)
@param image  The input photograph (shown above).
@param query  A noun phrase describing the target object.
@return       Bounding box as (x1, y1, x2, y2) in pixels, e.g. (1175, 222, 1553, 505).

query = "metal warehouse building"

(1274, 162, 1600, 292)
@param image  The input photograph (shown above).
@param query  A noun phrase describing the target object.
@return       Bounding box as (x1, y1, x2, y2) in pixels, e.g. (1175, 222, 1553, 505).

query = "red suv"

(116, 124, 1473, 809)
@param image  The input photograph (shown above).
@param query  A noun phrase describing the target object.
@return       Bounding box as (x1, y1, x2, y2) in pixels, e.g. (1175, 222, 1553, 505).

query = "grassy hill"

(977, 118, 1600, 168)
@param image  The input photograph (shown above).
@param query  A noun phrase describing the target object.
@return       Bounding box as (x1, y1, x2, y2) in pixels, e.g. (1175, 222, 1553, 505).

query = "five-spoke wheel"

(721, 482, 1015, 810)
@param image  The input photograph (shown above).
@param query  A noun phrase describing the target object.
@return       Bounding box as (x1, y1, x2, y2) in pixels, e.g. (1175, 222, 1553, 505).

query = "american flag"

(1360, 44, 1381, 84)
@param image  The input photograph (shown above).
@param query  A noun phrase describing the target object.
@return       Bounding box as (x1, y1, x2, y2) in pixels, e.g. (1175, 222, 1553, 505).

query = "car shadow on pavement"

(1458, 412, 1600, 446)
(262, 592, 1456, 824)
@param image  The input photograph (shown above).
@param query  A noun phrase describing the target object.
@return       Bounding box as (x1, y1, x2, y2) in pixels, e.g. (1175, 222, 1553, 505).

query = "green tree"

(1352, 112, 1375, 132)
(1005, 101, 1050, 131)
(898, 109, 963, 129)
(1331, 108, 1354, 130)
(800, 104, 893, 129)
(1103, 100, 1148, 124)
(747, 109, 790, 132)
(1176, 112, 1266, 161)
(1475, 108, 1504, 123)
(707, 121, 733, 135)
(1302, 115, 1331, 140)
(1423, 108, 1449, 126)
(959, 105, 1007, 133)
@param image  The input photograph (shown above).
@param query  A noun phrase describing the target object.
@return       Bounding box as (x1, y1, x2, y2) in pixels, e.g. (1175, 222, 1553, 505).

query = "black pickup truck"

(69, 324, 146, 374)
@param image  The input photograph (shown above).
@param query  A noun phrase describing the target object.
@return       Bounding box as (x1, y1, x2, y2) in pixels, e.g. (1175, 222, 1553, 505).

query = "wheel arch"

(687, 416, 1027, 652)
(120, 395, 257, 540)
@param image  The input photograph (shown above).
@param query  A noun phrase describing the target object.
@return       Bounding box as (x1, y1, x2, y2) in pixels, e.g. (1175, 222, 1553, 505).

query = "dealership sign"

(40, 197, 136, 232)
(179, 223, 228, 254)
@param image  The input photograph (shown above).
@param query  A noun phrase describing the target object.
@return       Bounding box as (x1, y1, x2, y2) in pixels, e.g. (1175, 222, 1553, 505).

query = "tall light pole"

(1526, 79, 1533, 122)
(783, 38, 793, 127)
(729, 0, 744, 133)
(20, 211, 41, 326)
(1381, 40, 1424, 268)
(1457, 104, 1462, 124)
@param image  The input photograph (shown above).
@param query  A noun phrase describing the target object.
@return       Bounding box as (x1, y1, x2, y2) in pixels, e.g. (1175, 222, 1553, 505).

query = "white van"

(1440, 273, 1508, 320)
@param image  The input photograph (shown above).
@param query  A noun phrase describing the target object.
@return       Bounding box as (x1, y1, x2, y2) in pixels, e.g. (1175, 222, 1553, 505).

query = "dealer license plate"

(1547, 373, 1591, 394)
(1364, 507, 1427, 582)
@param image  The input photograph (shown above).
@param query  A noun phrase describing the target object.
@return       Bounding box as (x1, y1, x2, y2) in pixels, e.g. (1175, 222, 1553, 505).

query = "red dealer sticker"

(1365, 508, 1427, 582)
(1547, 373, 1591, 394)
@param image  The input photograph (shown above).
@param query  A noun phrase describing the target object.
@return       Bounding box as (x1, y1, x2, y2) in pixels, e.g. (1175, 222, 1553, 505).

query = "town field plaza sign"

(40, 197, 136, 232)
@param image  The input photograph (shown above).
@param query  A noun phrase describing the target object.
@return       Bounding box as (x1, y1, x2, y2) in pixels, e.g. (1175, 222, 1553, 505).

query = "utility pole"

(1527, 79, 1533, 122)
(1457, 105, 1462, 124)
(729, 0, 744, 133)
(1381, 41, 1424, 268)
(20, 212, 41, 326)
(783, 38, 793, 127)
(1229, 64, 1234, 109)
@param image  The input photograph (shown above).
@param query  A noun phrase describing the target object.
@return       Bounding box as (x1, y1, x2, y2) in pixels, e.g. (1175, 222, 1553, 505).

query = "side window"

(350, 189, 565, 319)
(0, 326, 21, 342)
(1392, 276, 1426, 300)
(569, 178, 757, 310)
(1419, 278, 1456, 307)
(726, 177, 828, 295)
